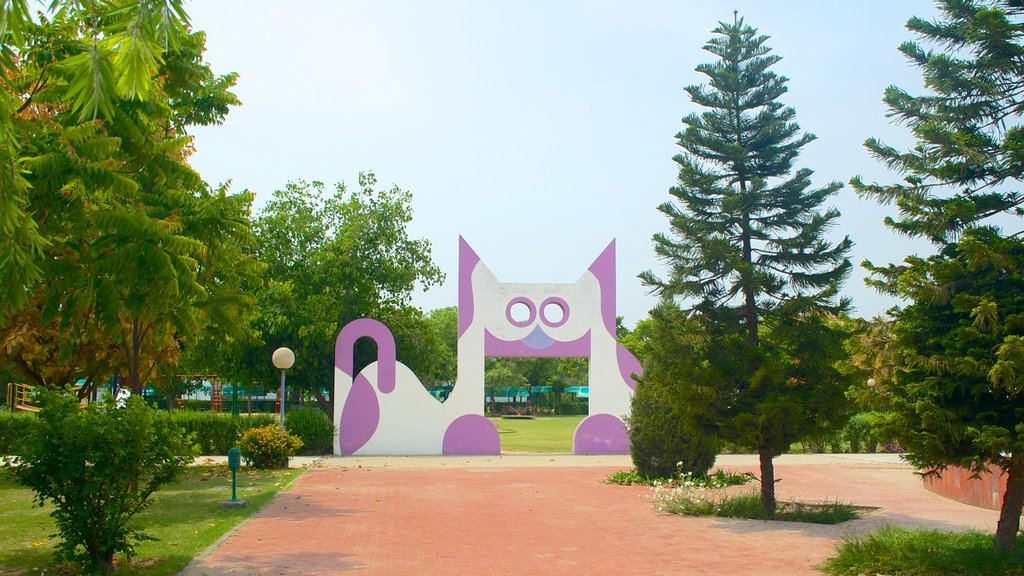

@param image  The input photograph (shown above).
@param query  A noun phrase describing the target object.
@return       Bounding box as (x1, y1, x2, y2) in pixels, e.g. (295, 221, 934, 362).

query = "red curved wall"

(922, 465, 1006, 510)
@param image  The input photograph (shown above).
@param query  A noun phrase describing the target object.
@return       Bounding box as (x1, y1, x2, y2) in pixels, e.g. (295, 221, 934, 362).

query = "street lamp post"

(272, 347, 295, 436)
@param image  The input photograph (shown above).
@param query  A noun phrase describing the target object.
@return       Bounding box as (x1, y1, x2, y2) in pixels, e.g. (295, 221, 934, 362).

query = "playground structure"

(334, 237, 642, 456)
(4, 381, 92, 411)
(177, 374, 222, 413)
(5, 382, 38, 412)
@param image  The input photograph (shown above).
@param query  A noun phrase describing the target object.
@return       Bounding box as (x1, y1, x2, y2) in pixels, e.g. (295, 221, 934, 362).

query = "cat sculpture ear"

(458, 236, 500, 337)
(458, 236, 479, 338)
(586, 239, 617, 337)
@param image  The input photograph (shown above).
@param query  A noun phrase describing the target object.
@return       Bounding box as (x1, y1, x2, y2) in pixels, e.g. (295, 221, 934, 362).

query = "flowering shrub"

(238, 424, 303, 469)
(654, 475, 756, 515)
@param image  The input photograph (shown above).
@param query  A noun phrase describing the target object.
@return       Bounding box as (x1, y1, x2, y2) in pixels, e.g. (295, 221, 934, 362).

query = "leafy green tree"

(0, 0, 196, 315)
(0, 7, 252, 397)
(484, 359, 528, 414)
(419, 306, 458, 389)
(618, 316, 652, 360)
(247, 175, 444, 415)
(641, 15, 853, 515)
(7, 392, 195, 573)
(851, 0, 1024, 553)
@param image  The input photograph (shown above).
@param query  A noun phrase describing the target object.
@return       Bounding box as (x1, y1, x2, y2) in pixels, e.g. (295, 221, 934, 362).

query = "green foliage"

(485, 360, 527, 408)
(285, 408, 334, 455)
(842, 413, 878, 454)
(5, 392, 195, 573)
(228, 175, 445, 414)
(419, 306, 458, 388)
(0, 1, 197, 314)
(481, 356, 591, 415)
(657, 486, 860, 524)
(637, 301, 853, 511)
(0, 410, 36, 454)
(605, 468, 662, 485)
(0, 464, 302, 576)
(626, 378, 718, 479)
(554, 399, 588, 415)
(606, 467, 752, 488)
(0, 5, 254, 399)
(819, 527, 1024, 576)
(850, 1, 1024, 553)
(169, 412, 276, 455)
(238, 424, 303, 470)
(640, 14, 853, 516)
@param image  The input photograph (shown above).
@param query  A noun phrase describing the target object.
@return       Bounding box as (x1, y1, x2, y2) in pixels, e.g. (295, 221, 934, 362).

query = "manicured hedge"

(284, 408, 335, 455)
(170, 412, 277, 455)
(1, 408, 337, 456)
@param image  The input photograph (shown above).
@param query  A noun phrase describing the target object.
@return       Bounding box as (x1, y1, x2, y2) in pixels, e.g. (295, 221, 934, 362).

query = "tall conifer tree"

(642, 14, 852, 515)
(852, 0, 1024, 553)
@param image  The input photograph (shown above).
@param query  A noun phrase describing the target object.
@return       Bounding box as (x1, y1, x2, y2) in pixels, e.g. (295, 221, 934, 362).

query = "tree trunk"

(995, 459, 1024, 554)
(759, 446, 776, 517)
(739, 226, 758, 347)
(129, 320, 144, 395)
(312, 387, 332, 420)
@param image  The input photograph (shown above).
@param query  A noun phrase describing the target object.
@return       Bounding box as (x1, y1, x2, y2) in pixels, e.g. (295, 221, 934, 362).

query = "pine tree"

(641, 14, 852, 515)
(852, 0, 1024, 554)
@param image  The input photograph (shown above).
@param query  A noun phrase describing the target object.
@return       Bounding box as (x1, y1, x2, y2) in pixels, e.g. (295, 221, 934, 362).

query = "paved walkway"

(182, 454, 1000, 576)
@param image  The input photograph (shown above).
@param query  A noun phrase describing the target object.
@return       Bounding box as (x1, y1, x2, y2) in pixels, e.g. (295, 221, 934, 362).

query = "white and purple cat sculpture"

(333, 237, 641, 455)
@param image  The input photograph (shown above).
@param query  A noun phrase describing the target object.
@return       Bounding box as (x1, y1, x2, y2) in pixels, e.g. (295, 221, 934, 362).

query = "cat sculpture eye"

(506, 296, 570, 328)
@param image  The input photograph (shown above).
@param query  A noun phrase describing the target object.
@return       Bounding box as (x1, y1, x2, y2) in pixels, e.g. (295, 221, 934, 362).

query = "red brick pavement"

(182, 456, 1000, 576)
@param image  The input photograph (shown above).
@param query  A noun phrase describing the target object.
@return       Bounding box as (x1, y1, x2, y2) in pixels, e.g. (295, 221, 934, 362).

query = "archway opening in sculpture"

(484, 356, 590, 453)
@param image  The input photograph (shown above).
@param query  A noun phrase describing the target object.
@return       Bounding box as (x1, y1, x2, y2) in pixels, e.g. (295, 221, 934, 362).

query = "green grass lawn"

(489, 415, 585, 453)
(818, 526, 1024, 575)
(0, 464, 302, 575)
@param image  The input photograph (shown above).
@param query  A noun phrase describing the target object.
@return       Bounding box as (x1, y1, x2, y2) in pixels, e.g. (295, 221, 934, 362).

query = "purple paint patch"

(485, 330, 591, 358)
(335, 318, 397, 394)
(339, 373, 379, 455)
(521, 325, 556, 350)
(573, 413, 629, 455)
(617, 343, 642, 390)
(587, 240, 617, 336)
(443, 414, 500, 455)
(458, 237, 480, 338)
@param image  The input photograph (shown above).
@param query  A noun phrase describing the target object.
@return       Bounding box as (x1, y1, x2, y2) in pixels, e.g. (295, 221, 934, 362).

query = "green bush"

(239, 424, 303, 469)
(0, 411, 38, 454)
(170, 412, 276, 455)
(828, 431, 845, 454)
(5, 392, 195, 573)
(843, 412, 878, 453)
(556, 400, 588, 415)
(285, 408, 334, 455)
(625, 380, 718, 479)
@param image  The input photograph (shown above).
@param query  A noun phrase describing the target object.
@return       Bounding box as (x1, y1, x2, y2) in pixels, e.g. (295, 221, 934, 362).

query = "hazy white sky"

(186, 1, 940, 327)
